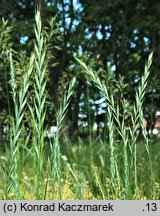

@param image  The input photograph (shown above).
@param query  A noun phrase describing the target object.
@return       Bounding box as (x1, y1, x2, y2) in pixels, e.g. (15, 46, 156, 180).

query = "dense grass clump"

(0, 10, 160, 200)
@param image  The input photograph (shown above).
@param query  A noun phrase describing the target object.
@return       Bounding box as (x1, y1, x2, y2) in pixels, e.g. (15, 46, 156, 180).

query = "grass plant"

(0, 9, 159, 200)
(2, 52, 34, 199)
(49, 76, 76, 199)
(27, 11, 48, 199)
(76, 53, 154, 199)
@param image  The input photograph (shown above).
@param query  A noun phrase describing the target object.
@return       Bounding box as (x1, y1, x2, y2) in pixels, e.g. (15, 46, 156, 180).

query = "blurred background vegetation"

(0, 0, 160, 141)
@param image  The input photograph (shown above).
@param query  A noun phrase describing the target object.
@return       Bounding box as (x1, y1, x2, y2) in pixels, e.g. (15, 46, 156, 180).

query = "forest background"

(0, 0, 160, 200)
(0, 0, 160, 138)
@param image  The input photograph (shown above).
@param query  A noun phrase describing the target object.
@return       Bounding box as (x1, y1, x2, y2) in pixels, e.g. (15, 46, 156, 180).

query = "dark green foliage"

(0, 0, 160, 138)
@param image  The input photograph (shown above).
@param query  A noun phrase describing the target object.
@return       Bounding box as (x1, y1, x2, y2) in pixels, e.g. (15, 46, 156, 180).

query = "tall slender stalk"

(76, 53, 153, 199)
(28, 10, 48, 199)
(50, 77, 76, 199)
(75, 57, 130, 197)
(135, 53, 153, 193)
(107, 106, 116, 190)
(5, 52, 34, 199)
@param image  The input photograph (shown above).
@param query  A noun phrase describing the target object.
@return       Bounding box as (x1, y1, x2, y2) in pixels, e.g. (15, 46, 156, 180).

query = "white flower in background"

(46, 126, 57, 139)
(61, 155, 68, 161)
(153, 128, 159, 135)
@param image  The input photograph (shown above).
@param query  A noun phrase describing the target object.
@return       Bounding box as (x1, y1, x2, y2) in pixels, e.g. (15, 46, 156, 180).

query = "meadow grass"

(1, 138, 160, 199)
(0, 10, 77, 200)
(0, 10, 160, 200)
(75, 53, 157, 199)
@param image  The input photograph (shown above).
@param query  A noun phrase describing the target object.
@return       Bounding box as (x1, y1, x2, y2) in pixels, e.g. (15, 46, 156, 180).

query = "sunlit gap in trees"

(57, 0, 83, 33)
(130, 28, 149, 51)
(84, 24, 111, 41)
(78, 93, 106, 130)
(19, 0, 82, 45)
(20, 35, 28, 44)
